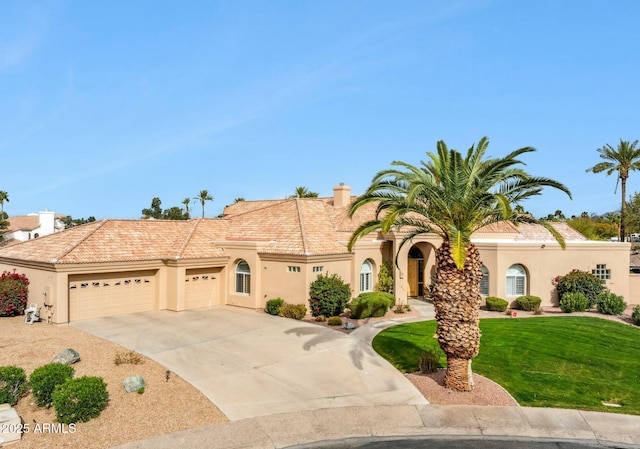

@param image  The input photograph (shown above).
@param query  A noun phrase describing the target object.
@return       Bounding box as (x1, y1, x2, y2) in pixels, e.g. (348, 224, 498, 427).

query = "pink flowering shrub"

(0, 270, 30, 317)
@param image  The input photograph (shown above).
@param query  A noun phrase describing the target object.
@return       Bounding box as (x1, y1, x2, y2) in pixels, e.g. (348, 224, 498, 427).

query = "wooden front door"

(408, 259, 419, 297)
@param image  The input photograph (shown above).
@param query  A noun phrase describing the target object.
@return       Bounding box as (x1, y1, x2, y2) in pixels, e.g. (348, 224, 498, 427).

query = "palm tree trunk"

(621, 176, 627, 242)
(432, 241, 483, 391)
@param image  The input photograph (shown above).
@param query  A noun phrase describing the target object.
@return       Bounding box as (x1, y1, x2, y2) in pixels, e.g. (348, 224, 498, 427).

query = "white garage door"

(69, 271, 156, 321)
(185, 268, 221, 309)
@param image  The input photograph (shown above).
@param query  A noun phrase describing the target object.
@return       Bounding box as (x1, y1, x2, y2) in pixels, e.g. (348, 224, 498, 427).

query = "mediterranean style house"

(0, 185, 632, 324)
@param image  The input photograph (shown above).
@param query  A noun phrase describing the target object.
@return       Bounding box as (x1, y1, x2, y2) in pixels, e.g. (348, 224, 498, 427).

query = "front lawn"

(372, 316, 640, 415)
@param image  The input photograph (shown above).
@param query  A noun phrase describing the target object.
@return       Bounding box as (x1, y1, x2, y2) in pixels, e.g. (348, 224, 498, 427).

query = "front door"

(408, 259, 419, 296)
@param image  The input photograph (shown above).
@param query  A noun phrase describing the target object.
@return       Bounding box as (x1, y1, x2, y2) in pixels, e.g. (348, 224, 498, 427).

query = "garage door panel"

(69, 271, 155, 321)
(185, 268, 222, 309)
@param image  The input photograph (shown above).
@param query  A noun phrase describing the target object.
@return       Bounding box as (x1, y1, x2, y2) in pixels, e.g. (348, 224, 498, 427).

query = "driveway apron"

(71, 307, 427, 420)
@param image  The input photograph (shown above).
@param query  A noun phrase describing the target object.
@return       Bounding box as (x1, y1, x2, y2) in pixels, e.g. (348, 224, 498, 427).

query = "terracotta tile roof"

(0, 190, 590, 265)
(0, 219, 229, 264)
(5, 215, 40, 232)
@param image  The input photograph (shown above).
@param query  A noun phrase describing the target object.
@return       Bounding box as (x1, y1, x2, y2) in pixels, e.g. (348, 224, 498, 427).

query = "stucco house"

(0, 185, 631, 324)
(1, 210, 65, 242)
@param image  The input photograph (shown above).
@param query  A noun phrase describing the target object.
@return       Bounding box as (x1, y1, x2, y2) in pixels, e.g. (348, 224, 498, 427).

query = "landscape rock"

(52, 348, 80, 365)
(124, 375, 146, 393)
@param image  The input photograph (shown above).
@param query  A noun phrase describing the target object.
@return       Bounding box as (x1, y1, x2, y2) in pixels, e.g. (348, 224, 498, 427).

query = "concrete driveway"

(71, 306, 427, 420)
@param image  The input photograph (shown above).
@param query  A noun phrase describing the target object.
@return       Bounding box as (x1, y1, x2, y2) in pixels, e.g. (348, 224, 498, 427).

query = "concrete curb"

(112, 404, 640, 449)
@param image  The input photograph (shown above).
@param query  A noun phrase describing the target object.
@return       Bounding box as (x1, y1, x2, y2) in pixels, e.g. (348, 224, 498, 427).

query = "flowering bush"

(0, 270, 30, 317)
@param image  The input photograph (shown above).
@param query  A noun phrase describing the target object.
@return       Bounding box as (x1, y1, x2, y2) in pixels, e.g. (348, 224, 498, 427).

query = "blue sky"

(2, 0, 639, 220)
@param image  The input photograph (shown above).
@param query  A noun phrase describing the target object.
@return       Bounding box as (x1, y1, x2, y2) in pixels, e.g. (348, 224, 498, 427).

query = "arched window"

(235, 260, 251, 294)
(360, 260, 373, 292)
(480, 265, 489, 296)
(506, 264, 526, 296)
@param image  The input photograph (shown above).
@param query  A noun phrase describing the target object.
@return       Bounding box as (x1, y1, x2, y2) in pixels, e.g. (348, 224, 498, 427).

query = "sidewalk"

(113, 404, 640, 449)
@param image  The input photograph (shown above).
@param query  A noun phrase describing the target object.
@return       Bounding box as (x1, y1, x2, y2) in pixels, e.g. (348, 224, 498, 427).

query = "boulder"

(124, 375, 146, 393)
(52, 348, 80, 365)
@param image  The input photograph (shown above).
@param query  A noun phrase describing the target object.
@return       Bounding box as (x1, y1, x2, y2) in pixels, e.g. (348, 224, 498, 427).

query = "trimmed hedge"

(265, 298, 284, 315)
(327, 316, 342, 326)
(29, 363, 75, 407)
(596, 291, 627, 316)
(349, 292, 394, 319)
(52, 376, 109, 424)
(560, 292, 589, 313)
(485, 296, 508, 312)
(515, 295, 541, 311)
(0, 366, 28, 406)
(278, 303, 307, 320)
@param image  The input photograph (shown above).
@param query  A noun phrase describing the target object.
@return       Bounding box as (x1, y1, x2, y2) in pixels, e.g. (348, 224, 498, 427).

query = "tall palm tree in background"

(194, 190, 214, 218)
(181, 198, 192, 218)
(289, 186, 319, 198)
(0, 190, 8, 218)
(348, 137, 571, 391)
(586, 139, 640, 242)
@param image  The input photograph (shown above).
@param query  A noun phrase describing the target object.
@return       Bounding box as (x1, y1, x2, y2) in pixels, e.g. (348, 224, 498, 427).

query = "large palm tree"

(194, 190, 214, 218)
(586, 139, 640, 242)
(348, 137, 571, 391)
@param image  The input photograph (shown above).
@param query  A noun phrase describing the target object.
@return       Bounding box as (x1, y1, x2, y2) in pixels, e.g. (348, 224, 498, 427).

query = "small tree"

(375, 261, 394, 294)
(141, 197, 163, 219)
(308, 273, 351, 317)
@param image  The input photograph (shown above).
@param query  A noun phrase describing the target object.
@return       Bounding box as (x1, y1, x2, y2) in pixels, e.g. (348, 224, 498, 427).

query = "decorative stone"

(52, 348, 80, 365)
(124, 375, 146, 393)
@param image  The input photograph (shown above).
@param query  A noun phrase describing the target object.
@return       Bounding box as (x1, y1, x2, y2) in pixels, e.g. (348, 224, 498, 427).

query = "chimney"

(39, 210, 55, 235)
(333, 183, 351, 208)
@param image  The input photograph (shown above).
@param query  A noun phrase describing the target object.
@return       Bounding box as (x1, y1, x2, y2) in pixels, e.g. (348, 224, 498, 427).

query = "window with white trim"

(235, 260, 251, 294)
(505, 264, 526, 296)
(287, 266, 301, 273)
(312, 266, 324, 273)
(592, 264, 610, 281)
(360, 260, 373, 292)
(480, 265, 489, 296)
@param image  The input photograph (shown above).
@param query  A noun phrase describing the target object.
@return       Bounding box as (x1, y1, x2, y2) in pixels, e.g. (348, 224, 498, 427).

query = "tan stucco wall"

(627, 274, 640, 305)
(476, 241, 630, 306)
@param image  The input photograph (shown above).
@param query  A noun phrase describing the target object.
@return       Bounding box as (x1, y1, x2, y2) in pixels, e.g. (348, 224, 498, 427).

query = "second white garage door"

(185, 267, 222, 309)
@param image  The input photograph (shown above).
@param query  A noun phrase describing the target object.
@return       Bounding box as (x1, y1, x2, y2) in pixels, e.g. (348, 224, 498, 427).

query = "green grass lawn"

(372, 316, 640, 415)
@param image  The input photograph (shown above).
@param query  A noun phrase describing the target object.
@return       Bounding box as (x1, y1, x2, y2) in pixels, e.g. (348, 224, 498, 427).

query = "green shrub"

(278, 303, 307, 320)
(265, 298, 285, 315)
(308, 273, 351, 317)
(52, 376, 109, 424)
(485, 296, 508, 312)
(418, 349, 441, 374)
(327, 316, 342, 326)
(29, 363, 75, 407)
(516, 295, 542, 311)
(0, 270, 30, 317)
(314, 315, 326, 322)
(560, 292, 589, 313)
(348, 292, 394, 319)
(0, 366, 28, 406)
(632, 305, 640, 325)
(556, 269, 604, 309)
(596, 291, 627, 316)
(375, 261, 394, 294)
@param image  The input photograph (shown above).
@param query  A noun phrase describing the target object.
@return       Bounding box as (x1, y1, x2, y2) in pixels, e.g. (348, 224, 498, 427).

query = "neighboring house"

(0, 185, 632, 324)
(1, 210, 65, 242)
